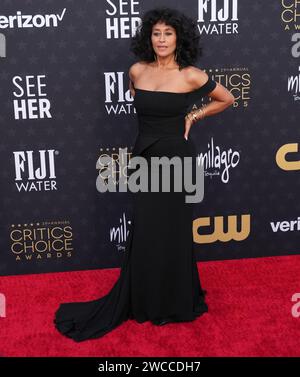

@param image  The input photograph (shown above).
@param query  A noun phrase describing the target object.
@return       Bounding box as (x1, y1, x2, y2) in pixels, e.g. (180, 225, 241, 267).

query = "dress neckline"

(133, 78, 209, 95)
(134, 87, 201, 95)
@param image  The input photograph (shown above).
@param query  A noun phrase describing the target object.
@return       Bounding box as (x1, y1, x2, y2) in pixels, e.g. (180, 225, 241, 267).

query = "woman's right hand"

(184, 116, 194, 140)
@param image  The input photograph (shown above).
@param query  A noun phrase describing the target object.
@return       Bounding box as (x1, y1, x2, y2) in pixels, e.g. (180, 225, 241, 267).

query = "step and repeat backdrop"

(0, 0, 299, 276)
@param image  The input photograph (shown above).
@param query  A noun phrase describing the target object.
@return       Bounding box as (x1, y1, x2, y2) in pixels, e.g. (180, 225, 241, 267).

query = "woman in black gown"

(54, 7, 234, 342)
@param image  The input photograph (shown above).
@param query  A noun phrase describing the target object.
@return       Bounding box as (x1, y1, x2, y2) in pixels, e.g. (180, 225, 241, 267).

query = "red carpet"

(0, 255, 300, 357)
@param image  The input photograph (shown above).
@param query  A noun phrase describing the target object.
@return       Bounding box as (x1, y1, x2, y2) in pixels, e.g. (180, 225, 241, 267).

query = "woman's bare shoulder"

(128, 61, 148, 80)
(182, 66, 209, 88)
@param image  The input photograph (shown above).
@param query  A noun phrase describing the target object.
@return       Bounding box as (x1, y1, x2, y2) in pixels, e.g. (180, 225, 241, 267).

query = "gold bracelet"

(196, 106, 206, 120)
(185, 105, 206, 124)
(185, 113, 193, 122)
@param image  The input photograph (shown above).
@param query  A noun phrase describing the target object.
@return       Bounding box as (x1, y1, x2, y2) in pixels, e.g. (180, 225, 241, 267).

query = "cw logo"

(276, 143, 300, 171)
(0, 293, 5, 318)
(0, 33, 6, 57)
(193, 214, 250, 243)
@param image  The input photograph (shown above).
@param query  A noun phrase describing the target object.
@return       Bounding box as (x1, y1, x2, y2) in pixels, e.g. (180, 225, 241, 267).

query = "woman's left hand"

(184, 117, 193, 140)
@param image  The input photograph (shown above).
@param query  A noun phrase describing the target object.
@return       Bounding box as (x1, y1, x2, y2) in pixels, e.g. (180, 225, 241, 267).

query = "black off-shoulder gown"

(54, 77, 217, 342)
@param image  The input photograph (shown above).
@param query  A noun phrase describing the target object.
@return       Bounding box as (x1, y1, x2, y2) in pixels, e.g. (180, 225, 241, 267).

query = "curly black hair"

(130, 7, 202, 70)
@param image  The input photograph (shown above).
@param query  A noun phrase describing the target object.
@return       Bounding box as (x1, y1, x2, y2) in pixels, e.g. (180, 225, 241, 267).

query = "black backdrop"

(0, 0, 299, 276)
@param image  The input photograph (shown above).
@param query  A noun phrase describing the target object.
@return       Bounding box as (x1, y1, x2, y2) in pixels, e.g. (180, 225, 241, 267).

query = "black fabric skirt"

(54, 135, 208, 342)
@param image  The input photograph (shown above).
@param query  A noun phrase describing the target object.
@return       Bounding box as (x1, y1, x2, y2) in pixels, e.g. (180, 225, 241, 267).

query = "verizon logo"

(0, 8, 66, 29)
(270, 217, 300, 232)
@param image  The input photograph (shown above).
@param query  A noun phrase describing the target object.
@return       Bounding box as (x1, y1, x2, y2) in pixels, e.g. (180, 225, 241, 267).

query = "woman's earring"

(174, 49, 178, 61)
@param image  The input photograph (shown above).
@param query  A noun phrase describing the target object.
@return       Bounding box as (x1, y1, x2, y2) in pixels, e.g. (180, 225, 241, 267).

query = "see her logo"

(291, 293, 300, 318)
(0, 293, 6, 318)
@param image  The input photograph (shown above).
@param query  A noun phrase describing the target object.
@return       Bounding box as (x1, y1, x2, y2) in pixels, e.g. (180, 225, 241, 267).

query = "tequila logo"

(197, 137, 240, 183)
(110, 212, 131, 252)
(287, 66, 300, 101)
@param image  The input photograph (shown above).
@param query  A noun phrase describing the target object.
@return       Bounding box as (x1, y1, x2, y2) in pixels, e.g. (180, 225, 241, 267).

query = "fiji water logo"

(13, 149, 58, 192)
(104, 72, 135, 115)
(197, 0, 239, 35)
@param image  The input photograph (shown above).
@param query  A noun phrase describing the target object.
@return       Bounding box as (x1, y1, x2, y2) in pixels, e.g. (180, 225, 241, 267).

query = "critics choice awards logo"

(205, 67, 251, 108)
(10, 221, 73, 262)
(281, 0, 300, 31)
